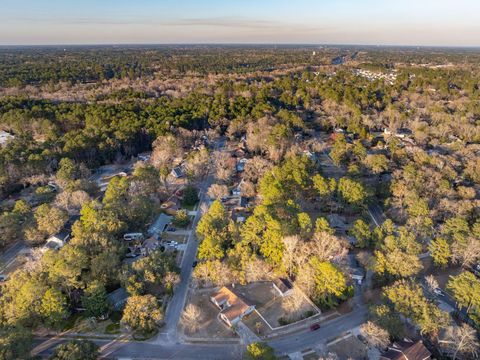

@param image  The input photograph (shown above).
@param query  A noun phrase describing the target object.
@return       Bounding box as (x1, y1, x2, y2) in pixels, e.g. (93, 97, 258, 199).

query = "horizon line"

(1, 42, 480, 49)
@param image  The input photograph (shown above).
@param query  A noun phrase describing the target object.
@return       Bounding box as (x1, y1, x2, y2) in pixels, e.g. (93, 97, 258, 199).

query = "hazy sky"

(1, 0, 479, 46)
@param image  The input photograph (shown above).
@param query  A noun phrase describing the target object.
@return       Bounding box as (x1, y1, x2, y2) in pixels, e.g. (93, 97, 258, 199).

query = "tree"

(364, 154, 389, 174)
(121, 295, 163, 333)
(35, 203, 69, 237)
(384, 280, 448, 335)
(82, 281, 109, 318)
(315, 217, 334, 235)
(40, 288, 69, 329)
(207, 184, 229, 200)
(447, 271, 480, 314)
(360, 321, 390, 349)
(307, 257, 348, 308)
(429, 238, 451, 268)
(173, 209, 190, 228)
(244, 342, 276, 360)
(337, 177, 367, 207)
(197, 200, 230, 261)
(182, 185, 199, 207)
(349, 219, 372, 248)
(369, 304, 405, 339)
(425, 275, 439, 293)
(49, 340, 99, 360)
(439, 324, 479, 360)
(182, 304, 203, 333)
(0, 327, 32, 360)
(312, 174, 336, 198)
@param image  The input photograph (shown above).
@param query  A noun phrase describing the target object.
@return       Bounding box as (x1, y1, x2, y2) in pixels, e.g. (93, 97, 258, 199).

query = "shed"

(272, 278, 294, 297)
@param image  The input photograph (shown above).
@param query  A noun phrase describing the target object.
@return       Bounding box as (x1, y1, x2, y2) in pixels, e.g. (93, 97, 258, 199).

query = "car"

(310, 323, 320, 331)
(433, 288, 445, 296)
(166, 226, 177, 232)
(192, 261, 198, 268)
(0, 274, 7, 282)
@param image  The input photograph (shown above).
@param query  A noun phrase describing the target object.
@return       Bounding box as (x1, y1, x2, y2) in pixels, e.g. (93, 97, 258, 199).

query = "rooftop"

(212, 286, 251, 322)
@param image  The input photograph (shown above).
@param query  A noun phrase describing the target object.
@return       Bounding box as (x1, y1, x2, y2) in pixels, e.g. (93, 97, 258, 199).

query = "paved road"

(33, 306, 367, 359)
(159, 137, 226, 342)
(0, 240, 26, 275)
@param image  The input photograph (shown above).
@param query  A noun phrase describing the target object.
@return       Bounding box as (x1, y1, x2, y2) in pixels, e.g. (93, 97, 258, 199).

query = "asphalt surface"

(0, 240, 26, 274)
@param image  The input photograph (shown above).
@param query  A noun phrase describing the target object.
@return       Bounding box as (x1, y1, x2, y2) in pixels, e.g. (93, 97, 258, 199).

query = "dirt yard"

(328, 335, 368, 360)
(179, 289, 238, 339)
(234, 282, 319, 329)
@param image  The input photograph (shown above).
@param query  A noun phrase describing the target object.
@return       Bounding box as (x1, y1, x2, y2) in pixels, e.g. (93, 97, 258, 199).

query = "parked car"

(310, 323, 320, 331)
(164, 240, 178, 247)
(166, 226, 177, 232)
(123, 233, 144, 241)
(433, 288, 445, 297)
(192, 261, 198, 268)
(0, 274, 8, 282)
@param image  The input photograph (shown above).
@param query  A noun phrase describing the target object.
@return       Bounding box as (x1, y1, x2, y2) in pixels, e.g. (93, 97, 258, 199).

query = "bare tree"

(310, 232, 347, 262)
(182, 303, 204, 333)
(452, 237, 480, 268)
(282, 235, 300, 278)
(360, 321, 390, 349)
(439, 324, 479, 360)
(425, 275, 439, 293)
(151, 135, 182, 170)
(207, 184, 229, 200)
(213, 151, 235, 183)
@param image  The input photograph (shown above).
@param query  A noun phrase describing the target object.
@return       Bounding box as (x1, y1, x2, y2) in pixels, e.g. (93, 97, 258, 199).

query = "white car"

(433, 288, 445, 297)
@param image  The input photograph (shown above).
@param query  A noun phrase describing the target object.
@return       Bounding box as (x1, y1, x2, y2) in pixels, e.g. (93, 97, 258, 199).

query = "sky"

(1, 0, 479, 46)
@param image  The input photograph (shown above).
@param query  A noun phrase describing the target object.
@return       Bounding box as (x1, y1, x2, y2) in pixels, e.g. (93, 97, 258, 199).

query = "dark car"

(310, 323, 320, 331)
(192, 261, 198, 268)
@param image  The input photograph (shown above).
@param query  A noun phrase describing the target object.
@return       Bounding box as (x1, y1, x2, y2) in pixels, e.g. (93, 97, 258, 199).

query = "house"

(380, 339, 431, 360)
(237, 196, 249, 209)
(148, 213, 172, 237)
(210, 286, 255, 327)
(272, 278, 293, 297)
(171, 166, 185, 178)
(43, 231, 70, 251)
(107, 288, 129, 311)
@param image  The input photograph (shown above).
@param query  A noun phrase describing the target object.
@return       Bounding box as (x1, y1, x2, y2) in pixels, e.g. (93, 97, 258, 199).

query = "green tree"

(41, 288, 69, 329)
(429, 238, 451, 268)
(182, 185, 199, 207)
(309, 257, 349, 308)
(384, 280, 448, 335)
(244, 342, 276, 360)
(447, 271, 480, 314)
(49, 340, 99, 360)
(315, 217, 334, 235)
(82, 281, 109, 318)
(0, 327, 32, 360)
(173, 209, 190, 228)
(349, 219, 372, 248)
(297, 212, 312, 238)
(121, 295, 163, 333)
(197, 201, 230, 261)
(337, 177, 367, 207)
(35, 203, 68, 237)
(312, 174, 336, 198)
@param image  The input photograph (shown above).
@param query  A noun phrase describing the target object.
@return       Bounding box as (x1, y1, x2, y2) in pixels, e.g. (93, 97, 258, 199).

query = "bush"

(182, 186, 199, 207)
(173, 209, 190, 228)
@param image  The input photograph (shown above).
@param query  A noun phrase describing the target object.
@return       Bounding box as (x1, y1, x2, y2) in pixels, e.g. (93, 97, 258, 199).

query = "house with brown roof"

(380, 339, 431, 360)
(210, 286, 255, 327)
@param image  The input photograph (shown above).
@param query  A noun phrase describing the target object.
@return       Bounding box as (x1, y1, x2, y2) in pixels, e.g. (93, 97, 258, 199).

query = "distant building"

(211, 286, 255, 327)
(380, 339, 431, 360)
(272, 278, 294, 297)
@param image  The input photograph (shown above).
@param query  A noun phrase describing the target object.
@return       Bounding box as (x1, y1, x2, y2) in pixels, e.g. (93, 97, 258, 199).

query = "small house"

(210, 286, 255, 327)
(380, 339, 431, 360)
(107, 288, 129, 311)
(43, 231, 70, 251)
(272, 278, 293, 297)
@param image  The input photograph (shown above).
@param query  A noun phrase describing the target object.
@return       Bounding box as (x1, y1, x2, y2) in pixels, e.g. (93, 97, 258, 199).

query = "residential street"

(158, 137, 226, 343)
